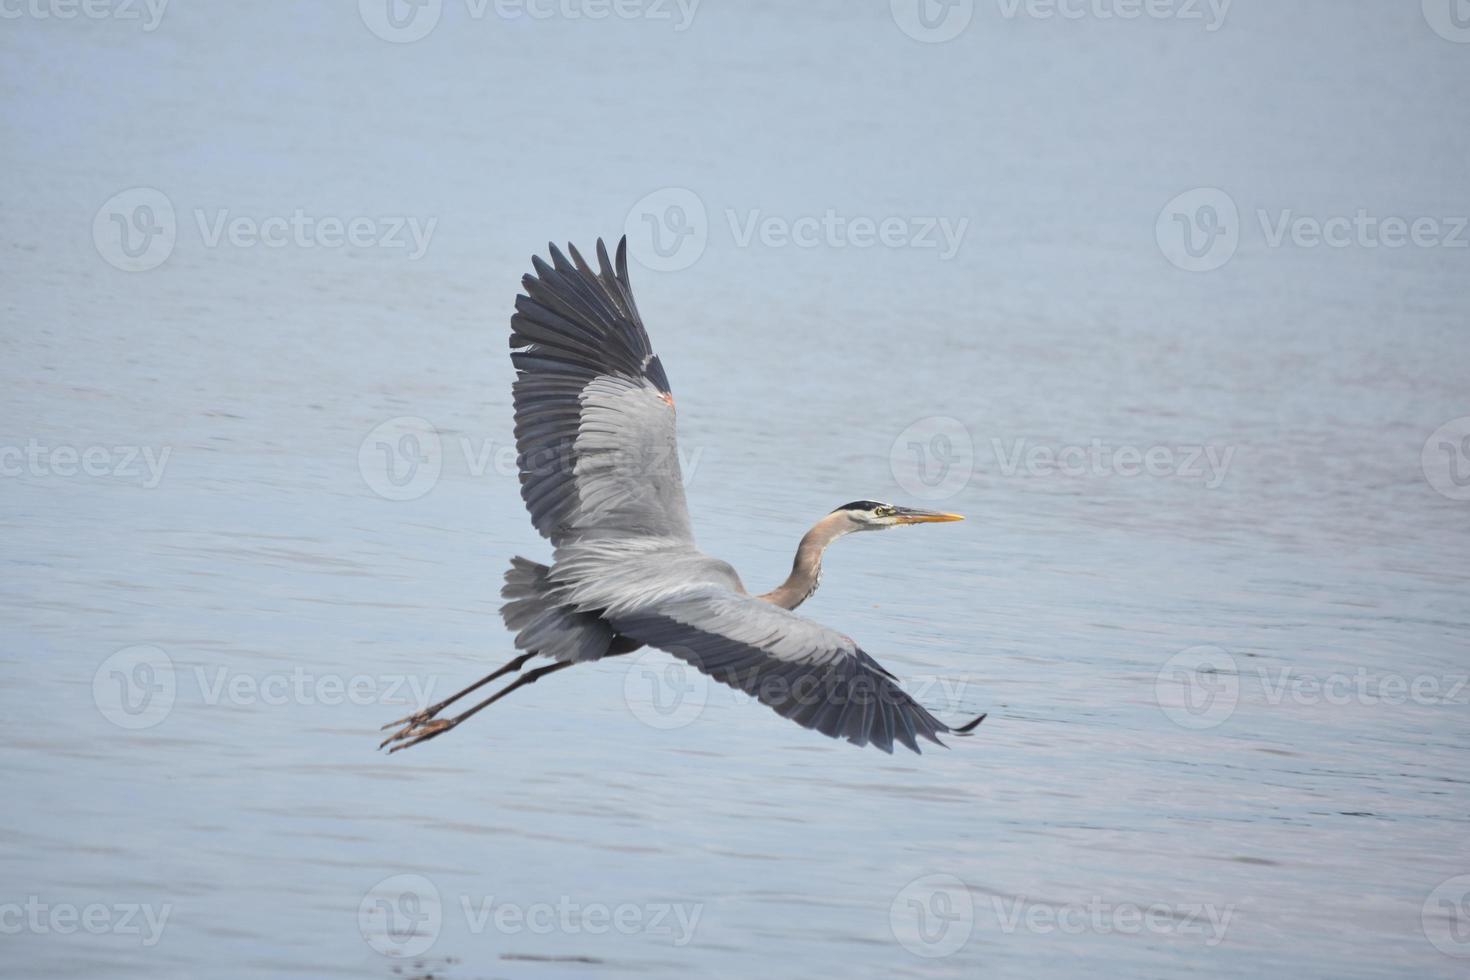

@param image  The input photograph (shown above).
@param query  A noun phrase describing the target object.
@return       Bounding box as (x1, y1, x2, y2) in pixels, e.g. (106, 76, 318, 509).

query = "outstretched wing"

(611, 587, 983, 754)
(510, 238, 693, 546)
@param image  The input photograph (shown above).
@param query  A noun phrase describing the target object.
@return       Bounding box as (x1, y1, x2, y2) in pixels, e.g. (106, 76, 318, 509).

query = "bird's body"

(381, 238, 983, 755)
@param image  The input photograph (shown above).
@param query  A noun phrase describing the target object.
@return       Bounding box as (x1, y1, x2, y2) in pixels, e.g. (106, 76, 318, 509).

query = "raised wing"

(510, 238, 693, 546)
(611, 587, 984, 753)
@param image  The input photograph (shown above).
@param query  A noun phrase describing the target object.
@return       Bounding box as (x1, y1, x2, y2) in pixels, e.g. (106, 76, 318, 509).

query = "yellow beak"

(893, 509, 966, 525)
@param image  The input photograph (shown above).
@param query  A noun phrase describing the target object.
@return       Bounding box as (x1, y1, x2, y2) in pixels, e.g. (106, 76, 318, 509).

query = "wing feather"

(611, 587, 964, 754)
(510, 238, 694, 545)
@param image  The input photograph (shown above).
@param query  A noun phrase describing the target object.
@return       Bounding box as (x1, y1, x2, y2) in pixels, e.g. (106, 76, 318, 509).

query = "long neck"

(758, 512, 851, 611)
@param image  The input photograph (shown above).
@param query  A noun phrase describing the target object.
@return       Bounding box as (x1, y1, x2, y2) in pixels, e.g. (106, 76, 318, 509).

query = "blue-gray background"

(2, 1, 1468, 977)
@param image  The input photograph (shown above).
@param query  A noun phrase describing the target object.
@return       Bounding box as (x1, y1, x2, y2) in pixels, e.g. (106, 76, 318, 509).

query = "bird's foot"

(380, 705, 439, 732)
(378, 702, 449, 748)
(380, 717, 456, 753)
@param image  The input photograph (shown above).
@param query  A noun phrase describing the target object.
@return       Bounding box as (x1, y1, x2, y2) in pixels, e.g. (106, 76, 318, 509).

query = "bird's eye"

(874, 506, 894, 518)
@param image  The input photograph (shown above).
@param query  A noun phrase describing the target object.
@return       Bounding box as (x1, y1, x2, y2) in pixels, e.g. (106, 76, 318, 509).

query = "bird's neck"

(758, 512, 851, 611)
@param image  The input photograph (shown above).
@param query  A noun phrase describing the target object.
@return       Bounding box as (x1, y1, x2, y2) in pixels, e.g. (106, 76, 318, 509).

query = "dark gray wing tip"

(951, 713, 987, 736)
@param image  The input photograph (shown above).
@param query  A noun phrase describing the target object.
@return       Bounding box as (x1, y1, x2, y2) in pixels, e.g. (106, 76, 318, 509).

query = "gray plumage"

(381, 238, 982, 755)
(499, 238, 974, 754)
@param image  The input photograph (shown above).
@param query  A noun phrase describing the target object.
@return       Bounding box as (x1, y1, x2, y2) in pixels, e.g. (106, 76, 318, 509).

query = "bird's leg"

(384, 660, 575, 754)
(378, 650, 538, 747)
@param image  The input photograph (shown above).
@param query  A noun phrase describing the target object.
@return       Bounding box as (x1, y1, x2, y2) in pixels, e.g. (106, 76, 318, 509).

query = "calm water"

(2, 2, 1468, 977)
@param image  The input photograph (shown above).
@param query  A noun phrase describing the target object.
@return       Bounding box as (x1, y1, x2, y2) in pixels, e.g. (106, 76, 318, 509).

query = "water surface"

(2, 2, 1468, 977)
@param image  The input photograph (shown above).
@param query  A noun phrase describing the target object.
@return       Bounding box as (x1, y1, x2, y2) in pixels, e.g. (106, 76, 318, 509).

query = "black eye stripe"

(832, 500, 892, 515)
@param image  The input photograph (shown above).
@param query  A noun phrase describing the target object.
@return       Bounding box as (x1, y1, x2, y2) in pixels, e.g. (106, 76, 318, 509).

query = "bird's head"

(831, 500, 965, 531)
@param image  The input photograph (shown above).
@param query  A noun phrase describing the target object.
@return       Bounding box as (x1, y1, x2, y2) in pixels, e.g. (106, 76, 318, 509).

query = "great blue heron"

(380, 238, 985, 755)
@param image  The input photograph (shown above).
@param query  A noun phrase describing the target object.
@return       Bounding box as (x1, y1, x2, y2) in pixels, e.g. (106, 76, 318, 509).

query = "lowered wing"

(611, 585, 984, 753)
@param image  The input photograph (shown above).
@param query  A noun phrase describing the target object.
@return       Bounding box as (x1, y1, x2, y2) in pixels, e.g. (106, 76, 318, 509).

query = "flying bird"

(381, 238, 984, 754)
